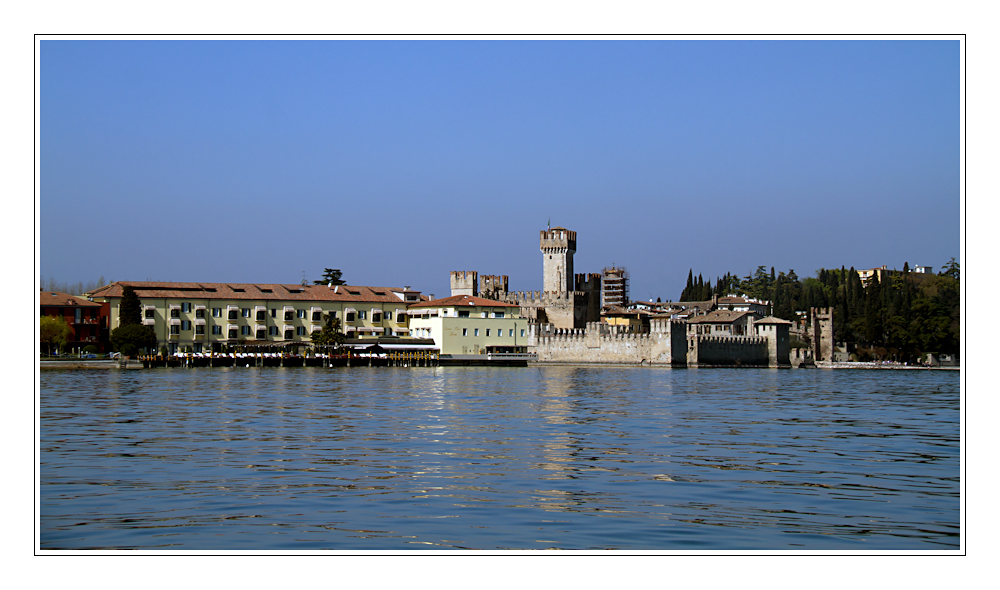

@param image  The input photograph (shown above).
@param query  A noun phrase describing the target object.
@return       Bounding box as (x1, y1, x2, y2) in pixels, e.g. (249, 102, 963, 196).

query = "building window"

(228, 309, 238, 320)
(296, 326, 306, 336)
(486, 329, 490, 337)
(509, 329, 514, 337)
(494, 312, 505, 318)
(196, 309, 205, 319)
(271, 309, 277, 318)
(359, 310, 367, 320)
(346, 312, 355, 322)
(182, 302, 191, 313)
(242, 308, 251, 318)
(458, 310, 470, 318)
(256, 310, 266, 321)
(385, 311, 392, 320)
(284, 329, 294, 340)
(312, 311, 322, 321)
(372, 313, 381, 323)
(474, 329, 479, 337)
(462, 328, 468, 336)
(170, 308, 180, 318)
(181, 320, 191, 331)
(520, 329, 525, 337)
(256, 329, 266, 339)
(285, 311, 294, 321)
(195, 325, 205, 335)
(213, 308, 222, 318)
(297, 309, 306, 319)
(170, 325, 180, 335)
(145, 309, 154, 319)
(212, 325, 222, 335)
(229, 328, 238, 339)
(241, 326, 251, 336)
(269, 326, 278, 336)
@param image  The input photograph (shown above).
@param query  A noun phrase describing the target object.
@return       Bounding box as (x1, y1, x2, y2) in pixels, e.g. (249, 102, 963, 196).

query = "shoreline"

(38, 359, 960, 371)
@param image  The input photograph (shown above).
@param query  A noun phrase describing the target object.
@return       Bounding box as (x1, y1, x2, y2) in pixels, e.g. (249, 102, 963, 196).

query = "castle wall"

(529, 320, 686, 365)
(687, 335, 768, 367)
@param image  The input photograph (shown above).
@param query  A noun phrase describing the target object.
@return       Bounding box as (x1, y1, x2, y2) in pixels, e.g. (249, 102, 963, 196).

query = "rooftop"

(87, 281, 426, 304)
(407, 294, 517, 309)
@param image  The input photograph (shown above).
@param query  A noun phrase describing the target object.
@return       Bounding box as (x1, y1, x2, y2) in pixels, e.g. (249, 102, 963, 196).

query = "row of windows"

(169, 323, 314, 339)
(460, 328, 524, 338)
(152, 308, 402, 322)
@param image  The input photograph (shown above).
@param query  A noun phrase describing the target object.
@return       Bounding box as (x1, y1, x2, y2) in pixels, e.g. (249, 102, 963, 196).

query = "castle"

(451, 226, 823, 367)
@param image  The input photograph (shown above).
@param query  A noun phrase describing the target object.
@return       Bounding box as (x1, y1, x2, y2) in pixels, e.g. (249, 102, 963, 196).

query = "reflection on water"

(40, 366, 960, 550)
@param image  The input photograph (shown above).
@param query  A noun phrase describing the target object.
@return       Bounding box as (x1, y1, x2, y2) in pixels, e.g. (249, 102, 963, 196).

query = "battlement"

(575, 272, 601, 293)
(540, 228, 577, 251)
(479, 274, 508, 295)
(450, 270, 478, 296)
(501, 290, 593, 306)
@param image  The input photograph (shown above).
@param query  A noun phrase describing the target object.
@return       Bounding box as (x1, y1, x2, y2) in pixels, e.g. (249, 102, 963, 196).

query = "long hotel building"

(87, 281, 427, 354)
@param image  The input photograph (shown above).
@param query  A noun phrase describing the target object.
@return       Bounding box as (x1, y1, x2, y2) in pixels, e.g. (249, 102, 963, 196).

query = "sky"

(39, 38, 961, 301)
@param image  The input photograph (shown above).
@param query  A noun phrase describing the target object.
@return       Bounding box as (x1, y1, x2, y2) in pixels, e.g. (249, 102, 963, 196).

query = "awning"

(143, 304, 156, 311)
(254, 305, 267, 312)
(194, 318, 206, 325)
(344, 307, 356, 314)
(370, 327, 384, 333)
(169, 318, 181, 325)
(395, 327, 410, 333)
(394, 309, 406, 319)
(254, 324, 266, 331)
(142, 318, 155, 326)
(226, 324, 238, 331)
(370, 308, 381, 316)
(168, 304, 181, 311)
(283, 306, 295, 312)
(345, 326, 357, 332)
(310, 306, 323, 313)
(194, 304, 206, 311)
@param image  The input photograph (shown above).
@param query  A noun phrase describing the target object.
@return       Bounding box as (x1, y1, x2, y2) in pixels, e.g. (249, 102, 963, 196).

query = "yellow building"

(406, 295, 528, 355)
(87, 281, 425, 354)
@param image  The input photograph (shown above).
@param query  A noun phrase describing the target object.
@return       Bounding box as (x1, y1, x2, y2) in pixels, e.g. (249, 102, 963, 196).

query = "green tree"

(40, 315, 70, 355)
(311, 313, 346, 348)
(119, 285, 142, 326)
(110, 323, 158, 356)
(314, 268, 346, 286)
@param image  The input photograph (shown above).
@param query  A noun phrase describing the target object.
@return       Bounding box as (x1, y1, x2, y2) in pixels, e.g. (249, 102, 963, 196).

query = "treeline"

(41, 276, 111, 295)
(679, 260, 960, 361)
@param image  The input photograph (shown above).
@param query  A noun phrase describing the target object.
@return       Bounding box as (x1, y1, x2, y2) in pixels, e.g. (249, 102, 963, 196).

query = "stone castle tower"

(540, 227, 576, 293)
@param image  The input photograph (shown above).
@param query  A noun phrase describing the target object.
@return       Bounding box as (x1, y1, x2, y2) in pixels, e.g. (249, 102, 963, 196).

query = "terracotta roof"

(755, 316, 793, 325)
(39, 291, 102, 307)
(407, 294, 517, 309)
(88, 281, 427, 304)
(686, 310, 756, 324)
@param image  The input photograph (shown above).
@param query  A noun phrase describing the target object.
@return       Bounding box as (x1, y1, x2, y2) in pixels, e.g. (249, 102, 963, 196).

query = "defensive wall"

(528, 319, 687, 365)
(686, 335, 768, 367)
(529, 319, 792, 367)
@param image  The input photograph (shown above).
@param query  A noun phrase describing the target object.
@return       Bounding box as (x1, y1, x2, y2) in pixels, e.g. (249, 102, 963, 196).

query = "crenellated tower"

(541, 227, 576, 293)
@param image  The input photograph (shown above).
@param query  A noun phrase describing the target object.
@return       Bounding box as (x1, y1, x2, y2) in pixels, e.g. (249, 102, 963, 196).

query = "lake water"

(39, 366, 961, 551)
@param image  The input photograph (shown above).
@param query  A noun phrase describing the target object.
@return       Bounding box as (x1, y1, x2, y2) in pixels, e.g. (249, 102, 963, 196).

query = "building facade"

(406, 295, 529, 355)
(87, 281, 426, 354)
(39, 291, 108, 352)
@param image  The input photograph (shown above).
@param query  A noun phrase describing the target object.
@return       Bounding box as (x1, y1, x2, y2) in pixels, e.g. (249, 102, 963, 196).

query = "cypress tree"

(119, 285, 142, 326)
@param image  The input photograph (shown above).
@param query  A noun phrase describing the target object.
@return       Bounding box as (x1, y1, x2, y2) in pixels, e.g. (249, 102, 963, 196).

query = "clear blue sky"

(40, 39, 960, 300)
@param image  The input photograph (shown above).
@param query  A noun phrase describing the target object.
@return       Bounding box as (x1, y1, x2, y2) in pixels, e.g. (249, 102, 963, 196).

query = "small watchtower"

(540, 226, 576, 294)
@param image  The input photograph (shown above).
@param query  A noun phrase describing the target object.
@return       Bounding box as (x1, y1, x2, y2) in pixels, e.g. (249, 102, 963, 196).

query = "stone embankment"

(40, 360, 139, 369)
(816, 361, 959, 370)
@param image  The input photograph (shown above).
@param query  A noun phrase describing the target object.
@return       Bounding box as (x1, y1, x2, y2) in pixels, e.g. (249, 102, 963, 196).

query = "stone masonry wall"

(529, 319, 686, 365)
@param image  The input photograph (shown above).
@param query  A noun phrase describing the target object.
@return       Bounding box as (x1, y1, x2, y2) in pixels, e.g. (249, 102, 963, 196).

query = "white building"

(406, 295, 529, 355)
